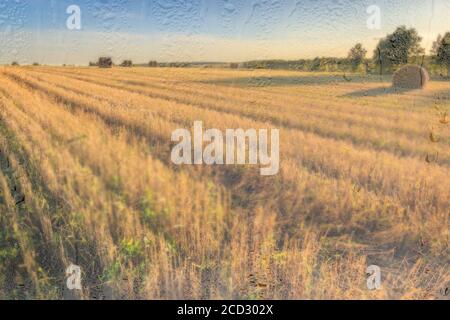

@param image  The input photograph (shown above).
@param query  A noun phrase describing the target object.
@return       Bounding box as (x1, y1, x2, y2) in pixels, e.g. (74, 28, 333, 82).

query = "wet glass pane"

(0, 0, 449, 302)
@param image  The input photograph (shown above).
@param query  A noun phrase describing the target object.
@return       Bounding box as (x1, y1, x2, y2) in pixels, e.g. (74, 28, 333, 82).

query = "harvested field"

(0, 66, 448, 299)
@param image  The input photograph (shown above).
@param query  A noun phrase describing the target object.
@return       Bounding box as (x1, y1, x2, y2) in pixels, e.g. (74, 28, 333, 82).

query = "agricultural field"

(0, 66, 448, 299)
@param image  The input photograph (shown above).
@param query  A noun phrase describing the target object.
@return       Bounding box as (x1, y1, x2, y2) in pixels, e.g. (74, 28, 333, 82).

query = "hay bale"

(393, 65, 429, 89)
(98, 57, 113, 68)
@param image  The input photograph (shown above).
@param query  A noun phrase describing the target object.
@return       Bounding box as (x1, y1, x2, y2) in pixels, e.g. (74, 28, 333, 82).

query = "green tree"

(348, 43, 367, 72)
(373, 26, 425, 73)
(431, 34, 442, 56)
(434, 32, 450, 77)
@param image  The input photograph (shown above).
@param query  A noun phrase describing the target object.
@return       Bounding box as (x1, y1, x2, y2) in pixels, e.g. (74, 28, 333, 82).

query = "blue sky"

(0, 0, 449, 64)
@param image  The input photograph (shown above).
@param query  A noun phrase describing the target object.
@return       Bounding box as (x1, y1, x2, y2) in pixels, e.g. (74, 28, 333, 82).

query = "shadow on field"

(200, 74, 387, 88)
(343, 86, 415, 97)
(432, 88, 450, 100)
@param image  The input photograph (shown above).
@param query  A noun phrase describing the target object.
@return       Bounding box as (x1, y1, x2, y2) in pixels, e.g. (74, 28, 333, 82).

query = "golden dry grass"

(0, 66, 448, 300)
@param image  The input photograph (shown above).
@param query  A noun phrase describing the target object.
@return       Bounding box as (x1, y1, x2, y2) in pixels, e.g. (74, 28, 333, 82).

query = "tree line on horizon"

(8, 26, 449, 77)
(243, 26, 450, 77)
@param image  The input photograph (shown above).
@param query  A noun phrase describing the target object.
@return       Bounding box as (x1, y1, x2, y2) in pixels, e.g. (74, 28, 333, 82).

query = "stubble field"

(0, 66, 448, 299)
